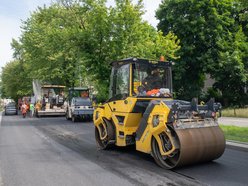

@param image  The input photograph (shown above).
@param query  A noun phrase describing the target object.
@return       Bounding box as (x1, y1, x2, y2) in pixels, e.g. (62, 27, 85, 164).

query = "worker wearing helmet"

(142, 68, 162, 91)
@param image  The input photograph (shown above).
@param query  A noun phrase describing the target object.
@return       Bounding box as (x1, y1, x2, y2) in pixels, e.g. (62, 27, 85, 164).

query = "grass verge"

(220, 125, 248, 143)
(222, 108, 248, 118)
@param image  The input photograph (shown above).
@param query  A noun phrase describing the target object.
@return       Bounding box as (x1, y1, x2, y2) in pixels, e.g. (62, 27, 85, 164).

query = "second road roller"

(93, 57, 225, 169)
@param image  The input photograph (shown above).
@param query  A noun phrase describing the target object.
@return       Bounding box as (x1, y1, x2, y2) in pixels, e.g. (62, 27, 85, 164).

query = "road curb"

(226, 140, 248, 152)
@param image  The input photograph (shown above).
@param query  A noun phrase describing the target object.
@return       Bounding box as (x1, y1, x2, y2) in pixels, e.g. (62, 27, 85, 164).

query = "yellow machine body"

(94, 97, 169, 147)
(93, 58, 225, 169)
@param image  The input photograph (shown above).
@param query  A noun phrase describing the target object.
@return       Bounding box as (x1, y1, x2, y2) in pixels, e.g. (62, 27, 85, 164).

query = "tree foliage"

(213, 28, 248, 106)
(156, 0, 248, 106)
(1, 60, 32, 101)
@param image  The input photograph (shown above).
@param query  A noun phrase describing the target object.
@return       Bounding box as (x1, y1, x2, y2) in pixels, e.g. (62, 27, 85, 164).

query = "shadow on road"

(1, 114, 91, 127)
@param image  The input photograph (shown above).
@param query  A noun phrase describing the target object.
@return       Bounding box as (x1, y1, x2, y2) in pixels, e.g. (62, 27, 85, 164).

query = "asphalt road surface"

(0, 114, 247, 186)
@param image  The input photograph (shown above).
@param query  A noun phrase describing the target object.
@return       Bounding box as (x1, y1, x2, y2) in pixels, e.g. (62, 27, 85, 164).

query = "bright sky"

(0, 0, 161, 68)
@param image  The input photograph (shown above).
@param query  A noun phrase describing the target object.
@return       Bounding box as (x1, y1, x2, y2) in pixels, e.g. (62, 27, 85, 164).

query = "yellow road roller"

(93, 57, 225, 169)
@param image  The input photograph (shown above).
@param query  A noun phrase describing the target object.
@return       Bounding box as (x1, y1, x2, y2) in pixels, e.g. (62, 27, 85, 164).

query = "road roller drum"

(151, 125, 225, 169)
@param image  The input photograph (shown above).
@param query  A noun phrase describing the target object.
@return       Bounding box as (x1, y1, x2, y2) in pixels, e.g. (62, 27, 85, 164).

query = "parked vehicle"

(5, 102, 18, 115)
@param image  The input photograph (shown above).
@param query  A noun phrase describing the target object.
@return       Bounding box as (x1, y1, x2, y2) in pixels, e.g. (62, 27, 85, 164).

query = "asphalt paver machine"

(33, 81, 66, 117)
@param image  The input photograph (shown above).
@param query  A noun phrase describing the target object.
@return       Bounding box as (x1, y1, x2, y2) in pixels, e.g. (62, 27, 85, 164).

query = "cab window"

(133, 63, 172, 97)
(109, 64, 130, 100)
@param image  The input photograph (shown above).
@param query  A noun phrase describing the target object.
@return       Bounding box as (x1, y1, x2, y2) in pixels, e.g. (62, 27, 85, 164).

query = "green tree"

(237, 0, 248, 36)
(213, 28, 248, 106)
(20, 4, 87, 87)
(156, 0, 238, 101)
(85, 0, 180, 100)
(1, 60, 32, 101)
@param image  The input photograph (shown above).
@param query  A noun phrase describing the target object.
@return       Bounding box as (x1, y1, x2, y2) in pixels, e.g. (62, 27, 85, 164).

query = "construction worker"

(80, 91, 89, 98)
(21, 102, 28, 118)
(142, 68, 162, 91)
(35, 100, 42, 111)
(29, 103, 34, 117)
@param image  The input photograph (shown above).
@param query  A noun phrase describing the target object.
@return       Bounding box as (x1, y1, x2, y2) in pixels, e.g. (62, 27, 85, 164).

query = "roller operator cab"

(93, 58, 225, 169)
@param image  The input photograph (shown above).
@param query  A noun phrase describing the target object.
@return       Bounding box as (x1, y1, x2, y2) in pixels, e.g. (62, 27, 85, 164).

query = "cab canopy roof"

(69, 87, 89, 91)
(110, 57, 172, 67)
(41, 85, 66, 88)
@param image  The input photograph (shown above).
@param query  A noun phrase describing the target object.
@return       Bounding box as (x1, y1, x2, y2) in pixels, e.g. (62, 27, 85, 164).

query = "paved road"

(219, 117, 248, 127)
(0, 115, 248, 186)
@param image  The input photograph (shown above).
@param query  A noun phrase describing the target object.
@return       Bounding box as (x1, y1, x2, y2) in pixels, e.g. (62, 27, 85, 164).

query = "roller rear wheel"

(66, 110, 70, 120)
(95, 119, 115, 150)
(72, 115, 77, 122)
(151, 132, 180, 169)
(95, 127, 109, 149)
